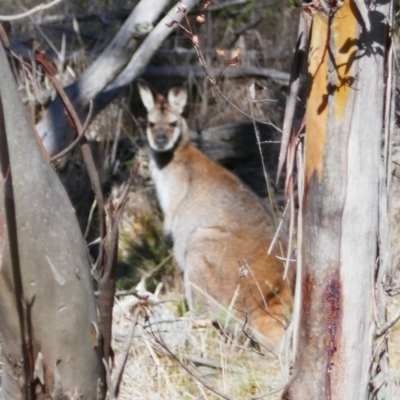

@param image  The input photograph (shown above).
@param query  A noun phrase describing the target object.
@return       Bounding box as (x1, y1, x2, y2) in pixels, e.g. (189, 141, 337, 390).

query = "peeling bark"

(282, 1, 393, 398)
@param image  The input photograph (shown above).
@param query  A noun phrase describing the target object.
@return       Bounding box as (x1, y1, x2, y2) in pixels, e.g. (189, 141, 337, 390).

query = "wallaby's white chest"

(150, 159, 169, 214)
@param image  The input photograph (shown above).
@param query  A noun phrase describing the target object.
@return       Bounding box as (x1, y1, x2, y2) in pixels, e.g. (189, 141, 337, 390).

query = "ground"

(113, 285, 284, 400)
(112, 283, 400, 400)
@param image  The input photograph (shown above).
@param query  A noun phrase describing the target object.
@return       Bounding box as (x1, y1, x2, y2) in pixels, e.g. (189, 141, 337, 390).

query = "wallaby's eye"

(148, 122, 155, 128)
(169, 121, 178, 128)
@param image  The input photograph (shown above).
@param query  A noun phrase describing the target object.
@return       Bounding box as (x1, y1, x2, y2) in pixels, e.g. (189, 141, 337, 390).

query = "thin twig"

(113, 309, 140, 397)
(50, 100, 93, 162)
(97, 164, 138, 362)
(189, 0, 253, 13)
(376, 309, 400, 337)
(84, 199, 97, 240)
(386, 285, 400, 296)
(35, 52, 81, 131)
(268, 200, 289, 254)
(277, 12, 310, 181)
(114, 288, 138, 297)
(141, 316, 204, 327)
(238, 314, 278, 357)
(81, 139, 106, 268)
(102, 164, 138, 279)
(248, 85, 288, 279)
(0, 0, 63, 22)
(275, 255, 296, 262)
(195, 43, 282, 130)
(142, 253, 173, 280)
(187, 356, 243, 373)
(251, 386, 284, 399)
(243, 261, 286, 334)
(250, 99, 278, 220)
(212, 318, 265, 355)
(169, 12, 283, 130)
(369, 330, 389, 373)
(147, 324, 233, 400)
(224, 284, 240, 332)
(283, 133, 297, 279)
(102, 358, 116, 400)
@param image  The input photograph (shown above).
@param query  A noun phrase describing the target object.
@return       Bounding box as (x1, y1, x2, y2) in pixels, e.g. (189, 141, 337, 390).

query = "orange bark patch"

(305, 1, 358, 187)
(333, 0, 358, 122)
(305, 13, 329, 186)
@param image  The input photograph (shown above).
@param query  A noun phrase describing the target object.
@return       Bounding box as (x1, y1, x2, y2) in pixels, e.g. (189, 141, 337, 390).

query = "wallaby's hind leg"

(184, 241, 292, 348)
(248, 280, 293, 347)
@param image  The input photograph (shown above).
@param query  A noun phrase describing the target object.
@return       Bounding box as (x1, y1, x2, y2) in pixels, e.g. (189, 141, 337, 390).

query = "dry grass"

(386, 298, 400, 397)
(389, 298, 400, 371)
(111, 282, 400, 400)
(1, 285, 400, 398)
(112, 287, 285, 400)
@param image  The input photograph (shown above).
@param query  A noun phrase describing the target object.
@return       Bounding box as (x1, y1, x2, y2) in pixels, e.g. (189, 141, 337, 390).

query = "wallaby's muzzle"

(154, 128, 169, 148)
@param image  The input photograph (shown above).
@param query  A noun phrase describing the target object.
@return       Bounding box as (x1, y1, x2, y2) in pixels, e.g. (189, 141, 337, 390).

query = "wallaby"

(138, 82, 293, 347)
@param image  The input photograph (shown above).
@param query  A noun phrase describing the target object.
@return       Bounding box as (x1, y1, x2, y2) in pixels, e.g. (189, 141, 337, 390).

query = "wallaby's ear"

(138, 82, 155, 111)
(167, 87, 187, 114)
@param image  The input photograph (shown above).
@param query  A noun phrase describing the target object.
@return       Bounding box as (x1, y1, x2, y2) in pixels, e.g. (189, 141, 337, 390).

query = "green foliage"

(118, 213, 173, 292)
(230, 0, 257, 25)
(176, 299, 188, 318)
(116, 276, 135, 291)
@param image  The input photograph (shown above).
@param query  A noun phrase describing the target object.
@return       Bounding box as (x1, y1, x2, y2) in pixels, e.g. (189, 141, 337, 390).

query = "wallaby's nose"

(155, 128, 168, 147)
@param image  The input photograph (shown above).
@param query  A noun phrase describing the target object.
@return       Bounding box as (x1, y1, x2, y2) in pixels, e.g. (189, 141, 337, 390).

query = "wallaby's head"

(138, 83, 188, 152)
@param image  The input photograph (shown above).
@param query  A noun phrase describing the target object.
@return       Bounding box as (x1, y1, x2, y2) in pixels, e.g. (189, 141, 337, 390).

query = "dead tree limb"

(37, 0, 171, 156)
(0, 0, 63, 22)
(91, 0, 200, 116)
(142, 65, 290, 84)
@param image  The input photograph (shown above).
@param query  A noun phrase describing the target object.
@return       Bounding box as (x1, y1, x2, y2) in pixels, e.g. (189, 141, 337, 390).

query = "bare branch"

(112, 309, 140, 397)
(102, 358, 116, 400)
(251, 386, 284, 399)
(37, 0, 172, 156)
(143, 65, 290, 85)
(147, 325, 233, 400)
(277, 11, 310, 181)
(386, 285, 400, 296)
(376, 310, 400, 337)
(50, 100, 93, 162)
(0, 0, 63, 22)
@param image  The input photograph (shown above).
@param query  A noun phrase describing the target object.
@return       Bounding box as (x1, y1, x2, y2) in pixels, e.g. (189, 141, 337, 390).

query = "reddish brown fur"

(169, 143, 292, 344)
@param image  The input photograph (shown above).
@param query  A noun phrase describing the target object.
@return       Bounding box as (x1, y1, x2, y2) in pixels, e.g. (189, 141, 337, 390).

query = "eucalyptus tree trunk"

(0, 41, 105, 398)
(282, 1, 393, 399)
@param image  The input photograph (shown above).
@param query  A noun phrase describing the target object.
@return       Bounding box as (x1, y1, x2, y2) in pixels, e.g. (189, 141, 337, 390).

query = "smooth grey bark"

(0, 41, 105, 399)
(388, 129, 400, 283)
